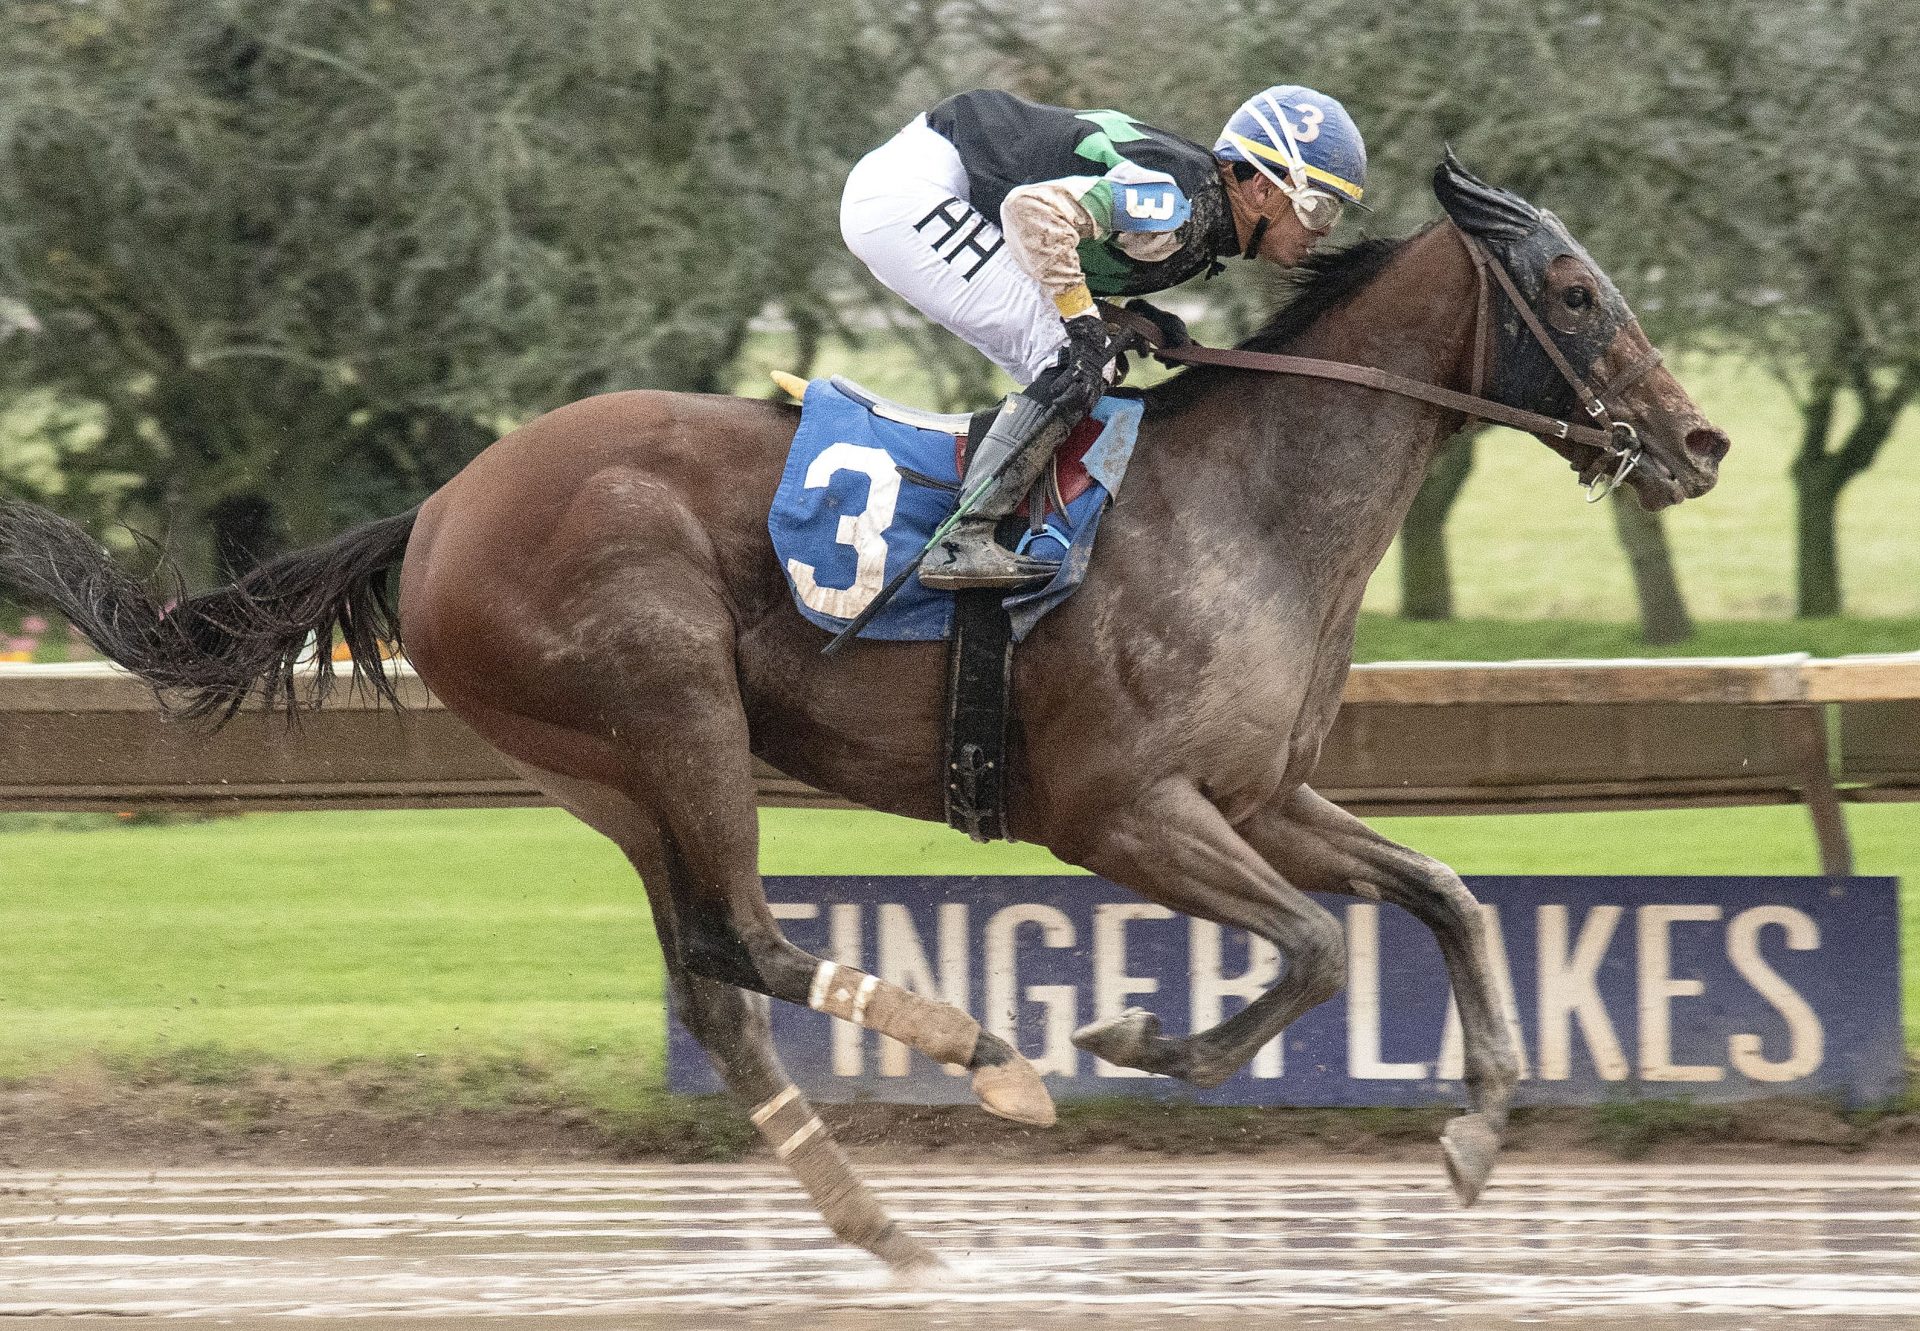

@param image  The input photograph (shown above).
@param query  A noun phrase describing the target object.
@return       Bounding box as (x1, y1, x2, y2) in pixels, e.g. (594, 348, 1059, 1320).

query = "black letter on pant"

(915, 197, 1005, 282)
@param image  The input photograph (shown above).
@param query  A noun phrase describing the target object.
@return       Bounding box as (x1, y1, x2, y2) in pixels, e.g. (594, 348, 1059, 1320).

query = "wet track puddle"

(0, 1163, 1916, 1326)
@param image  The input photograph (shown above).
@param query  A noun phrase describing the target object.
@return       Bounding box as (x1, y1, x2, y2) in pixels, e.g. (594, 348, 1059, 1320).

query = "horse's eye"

(1564, 286, 1593, 310)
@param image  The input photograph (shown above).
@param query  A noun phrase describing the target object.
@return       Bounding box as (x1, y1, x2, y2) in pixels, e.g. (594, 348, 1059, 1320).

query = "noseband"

(1111, 229, 1661, 501)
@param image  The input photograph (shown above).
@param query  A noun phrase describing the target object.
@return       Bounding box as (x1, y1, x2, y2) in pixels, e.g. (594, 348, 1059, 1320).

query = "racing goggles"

(1285, 186, 1344, 234)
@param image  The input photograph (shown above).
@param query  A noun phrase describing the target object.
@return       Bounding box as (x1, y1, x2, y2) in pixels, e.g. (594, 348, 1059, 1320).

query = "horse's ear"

(1433, 147, 1539, 242)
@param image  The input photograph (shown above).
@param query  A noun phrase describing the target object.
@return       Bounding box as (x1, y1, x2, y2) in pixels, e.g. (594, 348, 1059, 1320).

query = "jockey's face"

(1224, 168, 1331, 267)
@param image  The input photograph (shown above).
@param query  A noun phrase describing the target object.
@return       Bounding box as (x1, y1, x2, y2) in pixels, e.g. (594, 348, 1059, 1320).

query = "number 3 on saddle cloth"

(769, 378, 1144, 642)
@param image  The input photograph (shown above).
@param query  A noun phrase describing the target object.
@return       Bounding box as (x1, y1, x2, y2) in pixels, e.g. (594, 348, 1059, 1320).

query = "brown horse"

(0, 157, 1726, 1275)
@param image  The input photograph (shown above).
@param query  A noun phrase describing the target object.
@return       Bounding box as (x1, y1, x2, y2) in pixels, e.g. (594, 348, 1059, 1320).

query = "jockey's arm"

(1001, 170, 1188, 323)
(999, 181, 1105, 321)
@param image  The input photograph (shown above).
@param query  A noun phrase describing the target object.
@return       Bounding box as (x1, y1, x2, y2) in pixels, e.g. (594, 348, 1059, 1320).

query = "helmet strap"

(1244, 214, 1271, 260)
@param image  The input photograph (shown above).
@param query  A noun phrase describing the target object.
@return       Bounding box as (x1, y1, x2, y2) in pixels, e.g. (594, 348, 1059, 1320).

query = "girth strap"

(943, 588, 1013, 843)
(942, 407, 1017, 844)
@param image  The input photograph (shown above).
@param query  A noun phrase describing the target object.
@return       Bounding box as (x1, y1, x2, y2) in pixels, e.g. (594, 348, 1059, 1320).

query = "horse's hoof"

(972, 1057, 1056, 1126)
(1439, 1111, 1502, 1207)
(887, 1242, 952, 1283)
(1072, 1007, 1167, 1069)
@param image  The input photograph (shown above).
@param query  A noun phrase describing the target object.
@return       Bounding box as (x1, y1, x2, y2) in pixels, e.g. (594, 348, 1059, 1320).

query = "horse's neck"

(1225, 225, 1477, 585)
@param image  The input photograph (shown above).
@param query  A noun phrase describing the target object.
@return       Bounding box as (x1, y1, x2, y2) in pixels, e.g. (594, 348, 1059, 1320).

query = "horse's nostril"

(1686, 427, 1731, 465)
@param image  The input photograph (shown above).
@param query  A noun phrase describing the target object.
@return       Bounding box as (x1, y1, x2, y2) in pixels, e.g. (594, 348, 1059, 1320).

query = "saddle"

(827, 376, 1109, 844)
(770, 372, 1144, 843)
(825, 373, 1103, 517)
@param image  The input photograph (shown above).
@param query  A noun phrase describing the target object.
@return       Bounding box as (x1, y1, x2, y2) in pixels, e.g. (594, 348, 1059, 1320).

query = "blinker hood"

(1432, 149, 1635, 424)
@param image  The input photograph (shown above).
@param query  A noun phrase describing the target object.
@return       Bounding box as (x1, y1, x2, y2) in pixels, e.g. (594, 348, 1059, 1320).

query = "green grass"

(1368, 357, 1920, 622)
(1, 802, 1915, 1087)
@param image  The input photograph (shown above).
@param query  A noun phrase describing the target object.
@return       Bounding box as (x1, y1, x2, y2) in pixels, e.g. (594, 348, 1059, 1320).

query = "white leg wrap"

(775, 1116, 827, 1161)
(808, 961, 841, 1012)
(807, 962, 981, 1067)
(750, 1084, 801, 1128)
(851, 974, 880, 1026)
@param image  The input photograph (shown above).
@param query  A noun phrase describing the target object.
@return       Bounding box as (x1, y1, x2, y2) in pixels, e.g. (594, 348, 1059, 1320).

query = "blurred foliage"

(0, 0, 918, 578)
(0, 0, 1914, 615)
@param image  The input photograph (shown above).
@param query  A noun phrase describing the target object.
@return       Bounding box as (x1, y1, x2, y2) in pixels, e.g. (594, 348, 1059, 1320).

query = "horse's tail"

(0, 499, 420, 721)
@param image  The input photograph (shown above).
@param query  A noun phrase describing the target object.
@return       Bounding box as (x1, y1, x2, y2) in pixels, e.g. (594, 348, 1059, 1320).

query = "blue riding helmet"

(1215, 86, 1368, 214)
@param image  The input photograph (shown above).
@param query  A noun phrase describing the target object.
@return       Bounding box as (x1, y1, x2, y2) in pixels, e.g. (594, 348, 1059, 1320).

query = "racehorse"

(0, 156, 1727, 1275)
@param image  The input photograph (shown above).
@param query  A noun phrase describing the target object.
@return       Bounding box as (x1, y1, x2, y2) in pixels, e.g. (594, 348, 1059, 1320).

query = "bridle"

(1458, 231, 1662, 501)
(1107, 228, 1664, 502)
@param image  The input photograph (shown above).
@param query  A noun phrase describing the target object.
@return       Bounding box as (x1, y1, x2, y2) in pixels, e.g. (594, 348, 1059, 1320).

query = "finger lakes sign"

(668, 876, 1904, 1107)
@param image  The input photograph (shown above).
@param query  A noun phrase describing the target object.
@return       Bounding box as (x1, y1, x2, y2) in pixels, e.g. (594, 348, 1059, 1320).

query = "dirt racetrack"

(2, 1161, 1916, 1327)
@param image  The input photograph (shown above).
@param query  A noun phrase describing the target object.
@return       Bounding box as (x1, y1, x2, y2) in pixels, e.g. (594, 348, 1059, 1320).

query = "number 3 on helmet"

(1215, 85, 1369, 231)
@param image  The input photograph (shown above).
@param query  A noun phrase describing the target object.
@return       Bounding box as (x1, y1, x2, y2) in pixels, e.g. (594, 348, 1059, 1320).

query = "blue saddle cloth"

(769, 379, 1143, 642)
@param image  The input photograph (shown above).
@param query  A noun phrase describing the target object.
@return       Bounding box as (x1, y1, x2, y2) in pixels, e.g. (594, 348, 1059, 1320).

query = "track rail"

(4, 655, 1917, 873)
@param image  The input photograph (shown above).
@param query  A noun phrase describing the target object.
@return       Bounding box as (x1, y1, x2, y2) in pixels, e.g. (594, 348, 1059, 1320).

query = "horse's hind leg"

(603, 652, 1054, 1131)
(644, 851, 943, 1274)
(1241, 786, 1520, 1205)
(674, 965, 942, 1273)
(527, 569, 1051, 1129)
(492, 762, 942, 1274)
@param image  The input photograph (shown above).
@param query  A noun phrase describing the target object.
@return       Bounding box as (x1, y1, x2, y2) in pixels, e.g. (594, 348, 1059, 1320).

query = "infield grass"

(1, 801, 1914, 1101)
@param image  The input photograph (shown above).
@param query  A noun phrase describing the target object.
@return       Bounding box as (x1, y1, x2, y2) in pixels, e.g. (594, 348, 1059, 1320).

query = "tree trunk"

(1608, 489, 1694, 644)
(1788, 356, 1917, 618)
(1792, 453, 1846, 617)
(1398, 430, 1478, 620)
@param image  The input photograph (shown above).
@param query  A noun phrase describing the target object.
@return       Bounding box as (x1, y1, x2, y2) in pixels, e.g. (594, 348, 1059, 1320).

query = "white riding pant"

(840, 115, 1069, 387)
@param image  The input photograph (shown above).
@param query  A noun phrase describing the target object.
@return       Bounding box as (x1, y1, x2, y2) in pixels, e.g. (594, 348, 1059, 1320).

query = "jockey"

(841, 85, 1367, 589)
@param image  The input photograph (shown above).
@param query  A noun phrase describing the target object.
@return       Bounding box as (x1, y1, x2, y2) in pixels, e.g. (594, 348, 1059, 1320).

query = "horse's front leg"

(1238, 784, 1520, 1205)
(1061, 778, 1349, 1086)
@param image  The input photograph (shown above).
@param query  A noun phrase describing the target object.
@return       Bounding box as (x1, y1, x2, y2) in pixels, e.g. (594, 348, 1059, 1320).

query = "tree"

(0, 0, 908, 579)
(1609, 489, 1694, 645)
(1650, 0, 1920, 616)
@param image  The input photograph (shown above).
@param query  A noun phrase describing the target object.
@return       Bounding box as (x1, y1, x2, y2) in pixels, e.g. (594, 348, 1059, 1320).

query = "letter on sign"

(1636, 904, 1725, 1082)
(1727, 906, 1824, 1081)
(1537, 904, 1629, 1081)
(1347, 904, 1427, 1079)
(985, 904, 1079, 1077)
(1092, 903, 1175, 1078)
(1190, 920, 1283, 1077)
(876, 904, 970, 1077)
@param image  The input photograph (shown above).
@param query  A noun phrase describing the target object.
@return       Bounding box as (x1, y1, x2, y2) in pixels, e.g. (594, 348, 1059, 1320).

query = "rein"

(1108, 230, 1662, 502)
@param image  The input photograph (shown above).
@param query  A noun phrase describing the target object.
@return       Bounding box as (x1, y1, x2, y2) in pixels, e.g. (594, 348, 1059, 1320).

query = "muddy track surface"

(1, 1163, 1916, 1327)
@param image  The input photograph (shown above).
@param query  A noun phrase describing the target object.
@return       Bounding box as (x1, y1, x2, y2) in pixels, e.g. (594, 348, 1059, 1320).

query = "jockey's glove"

(1122, 298, 1192, 352)
(1031, 314, 1114, 420)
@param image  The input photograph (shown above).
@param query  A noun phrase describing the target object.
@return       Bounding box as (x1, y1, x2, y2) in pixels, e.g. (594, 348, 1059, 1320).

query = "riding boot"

(920, 391, 1070, 591)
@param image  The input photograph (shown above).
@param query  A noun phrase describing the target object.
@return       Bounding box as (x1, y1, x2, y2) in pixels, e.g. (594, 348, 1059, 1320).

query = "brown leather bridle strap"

(1105, 304, 1618, 450)
(1601, 339, 1664, 401)
(1100, 227, 1663, 456)
(1464, 232, 1491, 400)
(1457, 231, 1664, 423)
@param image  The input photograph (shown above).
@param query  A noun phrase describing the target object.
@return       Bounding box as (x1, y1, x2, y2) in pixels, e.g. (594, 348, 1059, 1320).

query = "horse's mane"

(1141, 228, 1423, 416)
